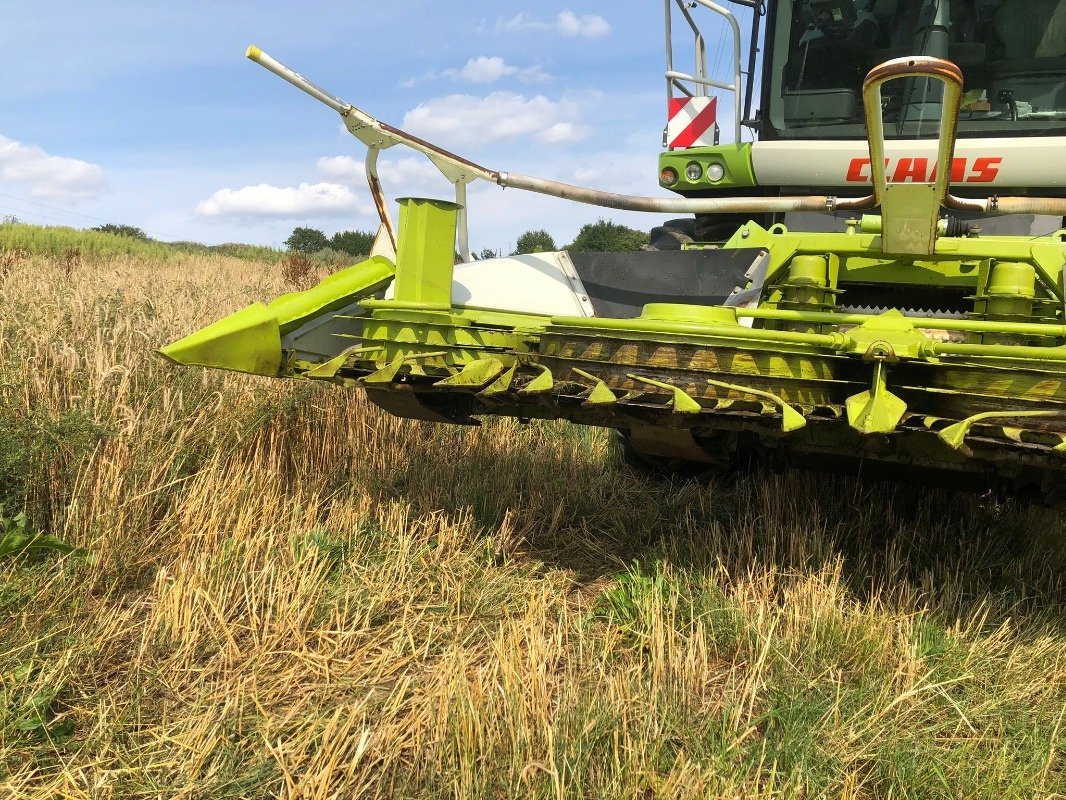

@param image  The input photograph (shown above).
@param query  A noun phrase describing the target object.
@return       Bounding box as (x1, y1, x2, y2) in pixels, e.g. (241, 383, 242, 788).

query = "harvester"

(162, 0, 1066, 503)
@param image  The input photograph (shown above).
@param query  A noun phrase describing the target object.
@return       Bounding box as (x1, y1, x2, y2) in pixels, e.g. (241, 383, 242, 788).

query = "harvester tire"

(647, 218, 696, 251)
(694, 213, 752, 243)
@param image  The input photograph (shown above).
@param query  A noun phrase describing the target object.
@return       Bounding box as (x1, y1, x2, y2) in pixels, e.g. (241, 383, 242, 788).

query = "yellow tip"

(246, 44, 262, 61)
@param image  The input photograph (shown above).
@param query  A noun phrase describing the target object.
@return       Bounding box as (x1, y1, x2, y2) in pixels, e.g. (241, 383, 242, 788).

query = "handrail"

(861, 56, 1066, 243)
(664, 0, 743, 142)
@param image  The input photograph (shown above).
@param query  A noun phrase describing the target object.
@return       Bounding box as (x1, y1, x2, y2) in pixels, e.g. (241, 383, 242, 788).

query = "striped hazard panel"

(667, 97, 718, 149)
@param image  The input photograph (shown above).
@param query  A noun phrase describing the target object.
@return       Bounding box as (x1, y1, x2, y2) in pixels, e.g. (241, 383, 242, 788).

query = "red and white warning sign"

(667, 96, 718, 149)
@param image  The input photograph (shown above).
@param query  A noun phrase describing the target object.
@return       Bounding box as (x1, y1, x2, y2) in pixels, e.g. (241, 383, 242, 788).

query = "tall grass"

(0, 233, 1065, 797)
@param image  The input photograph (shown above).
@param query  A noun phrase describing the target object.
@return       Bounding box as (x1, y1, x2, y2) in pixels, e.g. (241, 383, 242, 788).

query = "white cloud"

(456, 56, 516, 83)
(195, 156, 454, 223)
(402, 92, 591, 146)
(490, 10, 611, 38)
(194, 182, 364, 219)
(403, 56, 551, 88)
(317, 155, 448, 193)
(0, 134, 106, 203)
(555, 10, 612, 37)
(316, 156, 366, 184)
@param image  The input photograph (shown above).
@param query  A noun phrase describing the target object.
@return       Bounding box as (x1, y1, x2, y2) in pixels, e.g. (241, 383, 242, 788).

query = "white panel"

(751, 137, 1066, 189)
(384, 252, 595, 317)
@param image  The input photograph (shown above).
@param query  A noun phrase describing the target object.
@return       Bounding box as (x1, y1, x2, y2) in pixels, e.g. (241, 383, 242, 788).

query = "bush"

(566, 219, 649, 252)
(284, 227, 330, 254)
(281, 253, 316, 289)
(512, 229, 556, 255)
(330, 230, 375, 257)
(0, 395, 108, 524)
(91, 223, 150, 241)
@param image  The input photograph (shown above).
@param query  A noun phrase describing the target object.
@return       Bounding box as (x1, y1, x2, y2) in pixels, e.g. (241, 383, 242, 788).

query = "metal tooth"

(706, 378, 806, 433)
(845, 361, 907, 435)
(838, 305, 967, 320)
(361, 350, 449, 384)
(627, 374, 701, 414)
(518, 364, 554, 395)
(571, 367, 617, 406)
(432, 357, 505, 389)
(304, 345, 383, 378)
(938, 410, 1064, 451)
(479, 364, 517, 397)
(362, 354, 405, 384)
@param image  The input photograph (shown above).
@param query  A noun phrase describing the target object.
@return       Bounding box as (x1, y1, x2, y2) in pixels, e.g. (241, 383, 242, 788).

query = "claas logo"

(846, 157, 1002, 184)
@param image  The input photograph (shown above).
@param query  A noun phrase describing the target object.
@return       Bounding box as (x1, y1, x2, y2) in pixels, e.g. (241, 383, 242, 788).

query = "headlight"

(685, 162, 703, 181)
(706, 162, 726, 182)
(660, 167, 679, 186)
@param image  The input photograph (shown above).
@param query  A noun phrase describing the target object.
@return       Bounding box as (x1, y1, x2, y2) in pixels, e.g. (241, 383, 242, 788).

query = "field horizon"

(2, 225, 1066, 798)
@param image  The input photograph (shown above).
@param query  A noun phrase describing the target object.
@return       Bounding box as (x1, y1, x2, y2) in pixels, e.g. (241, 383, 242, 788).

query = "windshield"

(765, 0, 1066, 139)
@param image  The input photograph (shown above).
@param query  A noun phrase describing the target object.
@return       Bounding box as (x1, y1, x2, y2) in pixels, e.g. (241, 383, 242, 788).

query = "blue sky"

(1, 1, 754, 253)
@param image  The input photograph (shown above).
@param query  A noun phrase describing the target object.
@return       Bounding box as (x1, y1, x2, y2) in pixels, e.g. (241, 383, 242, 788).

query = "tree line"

(57, 219, 651, 258)
(285, 219, 649, 259)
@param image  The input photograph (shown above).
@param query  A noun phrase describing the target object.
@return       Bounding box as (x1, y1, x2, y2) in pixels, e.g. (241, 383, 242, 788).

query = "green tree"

(478, 248, 499, 260)
(566, 219, 649, 252)
(512, 229, 556, 255)
(330, 229, 376, 257)
(92, 223, 149, 240)
(284, 226, 330, 254)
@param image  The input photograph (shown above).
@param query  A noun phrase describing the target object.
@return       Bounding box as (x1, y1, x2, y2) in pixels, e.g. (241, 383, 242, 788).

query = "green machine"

(163, 1, 1066, 503)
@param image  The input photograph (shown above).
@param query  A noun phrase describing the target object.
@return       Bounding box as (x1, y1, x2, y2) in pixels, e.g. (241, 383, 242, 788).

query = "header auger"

(163, 1, 1066, 504)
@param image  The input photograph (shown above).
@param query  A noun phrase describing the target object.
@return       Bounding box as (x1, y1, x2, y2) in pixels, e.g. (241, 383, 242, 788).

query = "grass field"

(2, 226, 1066, 798)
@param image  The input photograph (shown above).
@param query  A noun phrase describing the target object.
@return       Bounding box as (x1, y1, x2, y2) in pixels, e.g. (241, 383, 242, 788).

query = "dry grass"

(1, 237, 1066, 798)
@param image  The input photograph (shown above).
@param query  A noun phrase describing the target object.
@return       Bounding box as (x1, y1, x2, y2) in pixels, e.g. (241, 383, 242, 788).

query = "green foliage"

(6, 661, 75, 743)
(512, 229, 556, 255)
(0, 393, 109, 518)
(0, 509, 81, 560)
(478, 248, 500, 260)
(592, 562, 683, 643)
(566, 218, 649, 252)
(0, 222, 174, 260)
(91, 223, 150, 241)
(170, 241, 284, 262)
(329, 229, 375, 257)
(284, 226, 330, 254)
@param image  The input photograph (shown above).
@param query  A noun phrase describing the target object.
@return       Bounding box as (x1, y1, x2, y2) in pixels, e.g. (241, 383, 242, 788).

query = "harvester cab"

(162, 1, 1066, 504)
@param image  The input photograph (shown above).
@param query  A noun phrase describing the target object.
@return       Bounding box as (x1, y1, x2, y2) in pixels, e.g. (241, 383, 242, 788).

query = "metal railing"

(664, 0, 744, 143)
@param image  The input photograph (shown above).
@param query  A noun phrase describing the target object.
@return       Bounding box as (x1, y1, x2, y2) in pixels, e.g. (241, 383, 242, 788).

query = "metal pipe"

(863, 57, 964, 211)
(500, 172, 873, 214)
(364, 146, 396, 251)
(946, 195, 1066, 216)
(743, 2, 762, 124)
(247, 46, 1066, 223)
(741, 308, 1066, 338)
(664, 0, 675, 106)
(675, 1, 707, 96)
(560, 312, 1066, 363)
(246, 45, 349, 114)
(691, 0, 744, 141)
(928, 341, 1066, 361)
(455, 181, 470, 263)
(553, 314, 846, 348)
(665, 70, 738, 93)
